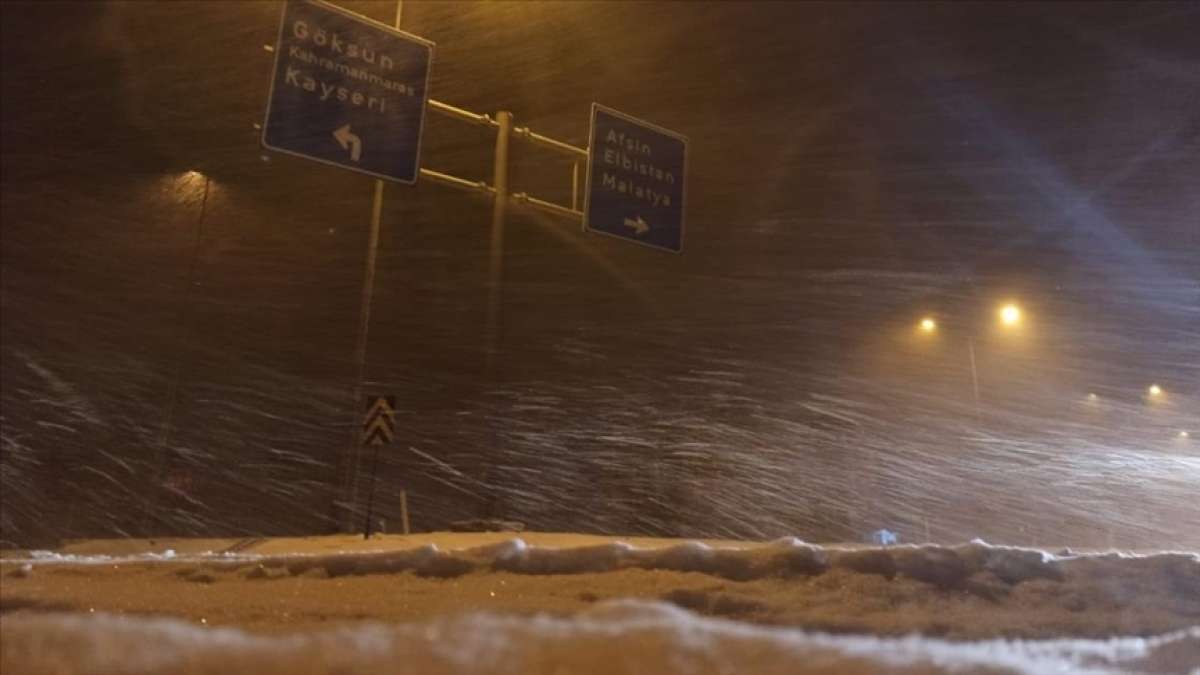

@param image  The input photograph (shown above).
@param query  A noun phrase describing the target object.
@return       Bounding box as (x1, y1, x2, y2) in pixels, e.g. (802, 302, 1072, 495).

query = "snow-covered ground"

(3, 535, 1198, 673)
(4, 602, 1198, 675)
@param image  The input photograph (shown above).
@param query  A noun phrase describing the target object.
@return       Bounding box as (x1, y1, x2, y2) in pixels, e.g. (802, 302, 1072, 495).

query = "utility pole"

(334, 0, 405, 533)
(144, 172, 210, 536)
(478, 109, 513, 518)
(485, 110, 513, 369)
(967, 335, 981, 414)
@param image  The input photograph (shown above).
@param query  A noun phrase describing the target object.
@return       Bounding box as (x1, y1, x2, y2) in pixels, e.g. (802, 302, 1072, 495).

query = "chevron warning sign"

(362, 395, 396, 446)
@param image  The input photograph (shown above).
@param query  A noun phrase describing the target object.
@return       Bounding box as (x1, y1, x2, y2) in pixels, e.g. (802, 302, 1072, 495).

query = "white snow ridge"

(2, 601, 1198, 675)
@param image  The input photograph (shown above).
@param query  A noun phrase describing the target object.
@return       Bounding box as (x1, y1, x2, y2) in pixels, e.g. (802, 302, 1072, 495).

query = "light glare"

(999, 304, 1021, 326)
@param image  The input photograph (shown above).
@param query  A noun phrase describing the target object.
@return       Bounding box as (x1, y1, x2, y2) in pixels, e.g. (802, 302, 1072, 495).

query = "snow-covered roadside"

(3, 600, 1198, 675)
(9, 537, 1198, 587)
(4, 537, 1197, 672)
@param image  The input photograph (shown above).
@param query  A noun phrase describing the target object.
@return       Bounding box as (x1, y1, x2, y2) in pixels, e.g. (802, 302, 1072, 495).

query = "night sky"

(2, 1, 1197, 548)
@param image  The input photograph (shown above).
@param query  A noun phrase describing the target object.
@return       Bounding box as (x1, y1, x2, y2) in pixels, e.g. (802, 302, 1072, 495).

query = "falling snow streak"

(2, 2, 1198, 548)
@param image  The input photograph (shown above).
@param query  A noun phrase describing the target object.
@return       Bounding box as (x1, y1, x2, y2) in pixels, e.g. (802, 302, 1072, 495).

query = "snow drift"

(3, 600, 1198, 675)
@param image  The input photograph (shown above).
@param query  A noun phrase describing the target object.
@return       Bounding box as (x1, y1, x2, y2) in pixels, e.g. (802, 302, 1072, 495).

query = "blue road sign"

(584, 104, 688, 253)
(262, 0, 433, 184)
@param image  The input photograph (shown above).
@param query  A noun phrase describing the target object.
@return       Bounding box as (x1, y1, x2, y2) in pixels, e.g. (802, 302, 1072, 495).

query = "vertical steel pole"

(571, 160, 580, 211)
(337, 181, 384, 532)
(967, 336, 981, 413)
(362, 429, 386, 539)
(477, 111, 512, 518)
(335, 0, 404, 533)
(400, 489, 410, 534)
(485, 111, 513, 368)
(143, 174, 211, 536)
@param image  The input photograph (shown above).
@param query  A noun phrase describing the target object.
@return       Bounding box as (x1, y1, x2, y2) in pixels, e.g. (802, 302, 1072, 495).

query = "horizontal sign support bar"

(425, 100, 586, 160)
(512, 192, 583, 221)
(428, 99, 498, 128)
(420, 168, 494, 194)
(513, 126, 588, 160)
(417, 168, 581, 223)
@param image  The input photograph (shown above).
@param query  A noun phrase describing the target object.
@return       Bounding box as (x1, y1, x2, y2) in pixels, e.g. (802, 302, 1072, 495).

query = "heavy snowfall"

(1, 1, 1198, 673)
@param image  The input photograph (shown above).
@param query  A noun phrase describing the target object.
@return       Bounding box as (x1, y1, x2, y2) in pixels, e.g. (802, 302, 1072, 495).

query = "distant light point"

(999, 304, 1021, 327)
(919, 318, 937, 333)
(1180, 431, 1190, 439)
(1148, 384, 1163, 397)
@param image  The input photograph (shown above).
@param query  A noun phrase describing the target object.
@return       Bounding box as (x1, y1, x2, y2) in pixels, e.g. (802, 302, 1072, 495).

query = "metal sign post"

(485, 111, 513, 367)
(261, 0, 422, 532)
(361, 395, 396, 539)
(259, 1, 690, 536)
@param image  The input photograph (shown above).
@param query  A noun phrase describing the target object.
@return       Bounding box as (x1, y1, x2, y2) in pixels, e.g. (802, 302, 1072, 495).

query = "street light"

(999, 303, 1021, 327)
(913, 301, 1029, 413)
(1148, 384, 1163, 398)
(914, 313, 981, 409)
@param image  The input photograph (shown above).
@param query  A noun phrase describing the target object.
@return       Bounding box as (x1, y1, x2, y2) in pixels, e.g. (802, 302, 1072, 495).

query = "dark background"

(2, 1, 1197, 548)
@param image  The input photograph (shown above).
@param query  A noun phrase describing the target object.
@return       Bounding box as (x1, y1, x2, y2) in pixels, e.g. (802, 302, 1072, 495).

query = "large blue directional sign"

(584, 104, 688, 253)
(262, 0, 433, 184)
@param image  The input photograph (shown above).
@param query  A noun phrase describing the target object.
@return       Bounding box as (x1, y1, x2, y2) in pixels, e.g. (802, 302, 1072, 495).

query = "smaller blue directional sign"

(584, 104, 688, 253)
(262, 0, 433, 184)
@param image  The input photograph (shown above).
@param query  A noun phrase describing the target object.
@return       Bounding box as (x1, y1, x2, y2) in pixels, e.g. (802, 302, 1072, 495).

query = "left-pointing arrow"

(333, 124, 362, 162)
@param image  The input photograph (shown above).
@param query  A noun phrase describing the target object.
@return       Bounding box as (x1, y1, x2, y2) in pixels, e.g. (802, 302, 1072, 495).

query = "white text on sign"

(598, 129, 676, 208)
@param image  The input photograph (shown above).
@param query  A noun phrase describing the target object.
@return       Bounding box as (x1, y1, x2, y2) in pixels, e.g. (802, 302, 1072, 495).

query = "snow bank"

(8, 539, 1197, 602)
(4, 540, 1197, 671)
(3, 601, 1197, 675)
(7, 549, 239, 565)
(117, 538, 1195, 589)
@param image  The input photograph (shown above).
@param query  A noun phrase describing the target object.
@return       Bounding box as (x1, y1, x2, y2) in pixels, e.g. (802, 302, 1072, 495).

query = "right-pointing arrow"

(623, 215, 650, 235)
(333, 124, 362, 162)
